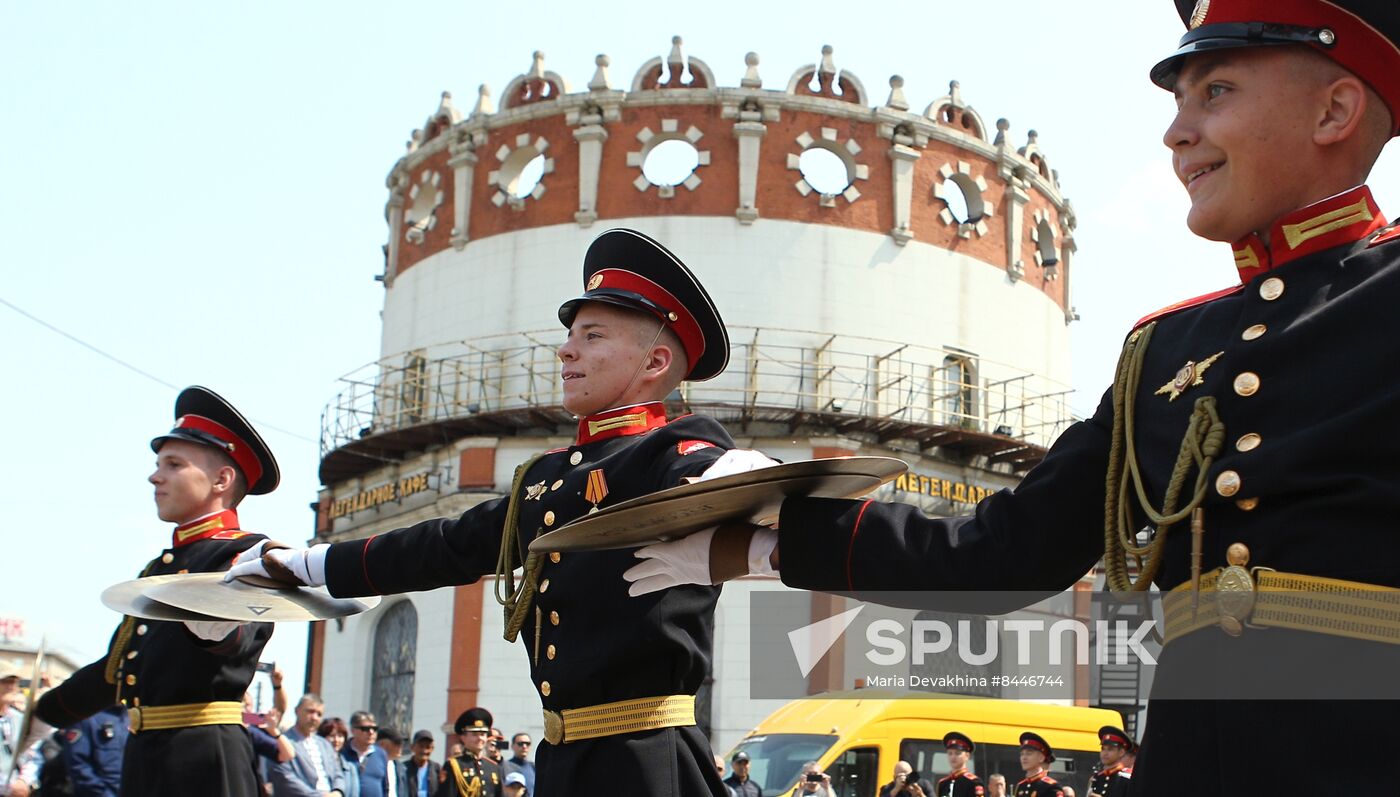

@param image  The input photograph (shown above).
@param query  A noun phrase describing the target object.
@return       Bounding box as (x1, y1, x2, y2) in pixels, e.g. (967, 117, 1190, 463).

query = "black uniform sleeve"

(34, 659, 111, 728)
(325, 494, 511, 598)
(777, 389, 1113, 600)
(653, 415, 733, 489)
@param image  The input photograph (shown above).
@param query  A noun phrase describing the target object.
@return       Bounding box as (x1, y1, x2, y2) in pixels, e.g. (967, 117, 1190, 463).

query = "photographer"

(788, 762, 831, 797)
(879, 761, 930, 797)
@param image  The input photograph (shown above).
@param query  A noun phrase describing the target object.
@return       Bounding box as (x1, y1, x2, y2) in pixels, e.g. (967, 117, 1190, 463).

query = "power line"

(0, 295, 317, 445)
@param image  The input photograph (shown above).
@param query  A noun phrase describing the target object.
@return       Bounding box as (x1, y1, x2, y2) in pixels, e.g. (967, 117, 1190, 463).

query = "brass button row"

(1233, 372, 1260, 396)
(1259, 277, 1284, 301)
(1241, 324, 1266, 341)
(569, 452, 582, 465)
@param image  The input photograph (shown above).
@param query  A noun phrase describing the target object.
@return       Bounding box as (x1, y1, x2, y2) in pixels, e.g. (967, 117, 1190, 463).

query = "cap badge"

(1155, 351, 1224, 401)
(1189, 0, 1210, 29)
(587, 273, 604, 290)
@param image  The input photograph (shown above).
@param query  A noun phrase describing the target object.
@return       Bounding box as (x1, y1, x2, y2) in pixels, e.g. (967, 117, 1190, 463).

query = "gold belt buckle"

(1214, 543, 1277, 636)
(127, 706, 143, 734)
(542, 709, 564, 745)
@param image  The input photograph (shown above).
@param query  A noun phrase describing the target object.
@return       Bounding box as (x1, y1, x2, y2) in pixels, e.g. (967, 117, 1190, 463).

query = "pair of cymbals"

(101, 573, 379, 622)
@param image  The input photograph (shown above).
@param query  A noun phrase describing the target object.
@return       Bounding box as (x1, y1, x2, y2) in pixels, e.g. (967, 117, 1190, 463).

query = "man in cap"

(626, 1, 1400, 792)
(405, 730, 441, 797)
(438, 708, 502, 797)
(502, 771, 528, 797)
(935, 732, 981, 797)
(1086, 726, 1132, 797)
(232, 229, 769, 797)
(1014, 734, 1061, 797)
(724, 751, 760, 797)
(31, 386, 279, 796)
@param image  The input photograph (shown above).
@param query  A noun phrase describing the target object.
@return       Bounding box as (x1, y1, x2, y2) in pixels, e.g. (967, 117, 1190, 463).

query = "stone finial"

(436, 90, 460, 122)
(885, 74, 909, 111)
(1026, 130, 1039, 146)
(819, 44, 836, 76)
(668, 35, 685, 67)
(529, 50, 546, 79)
(948, 80, 963, 107)
(472, 83, 495, 117)
(407, 129, 423, 153)
(741, 51, 761, 88)
(994, 118, 1010, 146)
(589, 54, 611, 91)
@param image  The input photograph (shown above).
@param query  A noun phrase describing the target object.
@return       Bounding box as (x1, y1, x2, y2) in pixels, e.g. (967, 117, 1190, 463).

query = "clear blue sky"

(4, 1, 1398, 707)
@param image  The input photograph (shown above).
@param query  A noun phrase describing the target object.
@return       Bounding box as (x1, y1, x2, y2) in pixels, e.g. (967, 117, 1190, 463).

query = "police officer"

(60, 706, 128, 796)
(627, 2, 1400, 793)
(1087, 726, 1132, 797)
(1013, 734, 1061, 797)
(232, 229, 767, 796)
(436, 709, 502, 797)
(936, 732, 982, 797)
(31, 387, 279, 797)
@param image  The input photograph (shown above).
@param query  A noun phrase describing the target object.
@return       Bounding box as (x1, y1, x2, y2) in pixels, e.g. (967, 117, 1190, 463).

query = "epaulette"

(961, 772, 979, 780)
(543, 446, 568, 455)
(1367, 222, 1400, 249)
(1133, 283, 1245, 330)
(1042, 776, 1058, 784)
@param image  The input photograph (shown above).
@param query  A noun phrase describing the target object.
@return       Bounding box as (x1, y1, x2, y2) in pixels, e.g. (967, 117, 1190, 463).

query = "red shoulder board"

(1368, 224, 1400, 248)
(1042, 776, 1058, 784)
(211, 530, 250, 540)
(543, 447, 568, 455)
(1133, 284, 1245, 329)
(974, 787, 984, 796)
(677, 440, 717, 455)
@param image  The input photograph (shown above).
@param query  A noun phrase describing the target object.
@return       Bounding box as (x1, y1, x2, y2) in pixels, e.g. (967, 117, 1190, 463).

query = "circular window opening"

(642, 139, 699, 187)
(799, 147, 850, 195)
(406, 190, 436, 230)
(507, 153, 546, 199)
(943, 179, 973, 223)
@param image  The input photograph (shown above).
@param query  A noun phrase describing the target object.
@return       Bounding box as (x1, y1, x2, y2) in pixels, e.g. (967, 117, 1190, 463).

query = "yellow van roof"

(747, 691, 1124, 753)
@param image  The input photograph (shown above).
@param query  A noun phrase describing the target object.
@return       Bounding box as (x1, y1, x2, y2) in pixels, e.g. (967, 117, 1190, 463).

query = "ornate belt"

(1164, 567, 1400, 645)
(128, 701, 244, 733)
(542, 694, 695, 745)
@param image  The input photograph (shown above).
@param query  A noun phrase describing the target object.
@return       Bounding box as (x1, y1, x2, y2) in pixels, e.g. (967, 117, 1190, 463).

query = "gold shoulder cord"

(103, 556, 163, 687)
(495, 454, 546, 642)
(1103, 322, 1227, 592)
(447, 758, 482, 797)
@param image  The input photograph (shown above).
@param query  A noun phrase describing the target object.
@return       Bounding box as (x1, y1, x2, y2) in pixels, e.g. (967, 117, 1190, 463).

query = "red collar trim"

(173, 509, 240, 547)
(1232, 186, 1387, 280)
(1102, 763, 1124, 775)
(1019, 770, 1047, 784)
(574, 402, 668, 446)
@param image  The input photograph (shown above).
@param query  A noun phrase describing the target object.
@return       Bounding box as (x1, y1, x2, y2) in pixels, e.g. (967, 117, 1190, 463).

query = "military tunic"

(1087, 764, 1130, 797)
(776, 186, 1400, 794)
(36, 509, 272, 797)
(1012, 772, 1062, 797)
(325, 403, 734, 797)
(936, 769, 983, 797)
(436, 752, 503, 797)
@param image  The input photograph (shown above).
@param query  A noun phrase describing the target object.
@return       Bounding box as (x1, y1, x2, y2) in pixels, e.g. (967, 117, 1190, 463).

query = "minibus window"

(731, 733, 838, 793)
(826, 746, 878, 797)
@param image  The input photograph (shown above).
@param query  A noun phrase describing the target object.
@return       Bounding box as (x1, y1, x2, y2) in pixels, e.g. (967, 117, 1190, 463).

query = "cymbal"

(529, 456, 907, 553)
(134, 573, 381, 622)
(101, 574, 234, 622)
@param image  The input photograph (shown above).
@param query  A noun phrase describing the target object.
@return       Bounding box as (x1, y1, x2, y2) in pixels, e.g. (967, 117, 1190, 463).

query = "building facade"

(309, 38, 1112, 753)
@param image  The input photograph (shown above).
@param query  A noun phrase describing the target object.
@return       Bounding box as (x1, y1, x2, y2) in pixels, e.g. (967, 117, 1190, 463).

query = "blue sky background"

(4, 1, 1398, 710)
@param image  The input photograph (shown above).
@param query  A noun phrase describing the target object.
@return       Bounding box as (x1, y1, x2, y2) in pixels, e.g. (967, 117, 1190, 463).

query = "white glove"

(184, 620, 245, 641)
(691, 449, 780, 482)
(223, 543, 329, 588)
(625, 527, 779, 596)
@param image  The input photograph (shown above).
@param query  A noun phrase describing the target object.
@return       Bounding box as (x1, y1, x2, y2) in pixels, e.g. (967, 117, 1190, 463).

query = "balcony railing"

(319, 327, 1080, 484)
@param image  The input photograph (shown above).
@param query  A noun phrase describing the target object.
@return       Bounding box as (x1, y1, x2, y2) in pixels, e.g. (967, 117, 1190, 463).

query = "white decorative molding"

(888, 143, 920, 245)
(787, 127, 869, 206)
(404, 169, 444, 244)
(626, 119, 710, 198)
(933, 160, 992, 238)
(573, 118, 608, 226)
(487, 133, 554, 211)
(924, 80, 990, 142)
(447, 131, 479, 249)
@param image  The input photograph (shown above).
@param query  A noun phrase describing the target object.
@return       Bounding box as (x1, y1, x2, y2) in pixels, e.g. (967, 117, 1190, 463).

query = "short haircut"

(297, 692, 324, 709)
(318, 717, 349, 738)
(350, 710, 376, 727)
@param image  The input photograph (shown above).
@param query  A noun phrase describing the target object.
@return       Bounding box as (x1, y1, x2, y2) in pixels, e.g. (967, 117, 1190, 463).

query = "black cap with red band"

(1151, 0, 1400, 135)
(1098, 725, 1136, 753)
(150, 386, 280, 495)
(1019, 731, 1055, 763)
(558, 228, 729, 382)
(943, 731, 975, 753)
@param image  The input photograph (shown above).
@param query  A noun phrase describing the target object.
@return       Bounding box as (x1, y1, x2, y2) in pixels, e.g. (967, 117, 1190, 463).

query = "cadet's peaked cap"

(1019, 731, 1055, 763)
(454, 707, 493, 734)
(1152, 0, 1400, 134)
(558, 228, 729, 382)
(943, 731, 975, 753)
(1098, 725, 1136, 752)
(150, 386, 280, 495)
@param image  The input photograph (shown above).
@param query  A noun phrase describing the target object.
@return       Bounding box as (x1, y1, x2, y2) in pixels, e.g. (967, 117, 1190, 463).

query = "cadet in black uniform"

(936, 732, 983, 797)
(1086, 726, 1132, 797)
(32, 387, 279, 797)
(626, 2, 1400, 794)
(232, 229, 761, 796)
(1013, 734, 1062, 797)
(437, 708, 503, 797)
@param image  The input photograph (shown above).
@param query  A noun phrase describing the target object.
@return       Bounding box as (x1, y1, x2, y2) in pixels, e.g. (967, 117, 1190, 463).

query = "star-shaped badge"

(524, 480, 547, 501)
(1155, 351, 1224, 401)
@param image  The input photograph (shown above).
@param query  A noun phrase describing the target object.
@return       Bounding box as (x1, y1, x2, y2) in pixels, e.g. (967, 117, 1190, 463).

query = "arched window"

(371, 600, 418, 737)
(940, 354, 978, 430)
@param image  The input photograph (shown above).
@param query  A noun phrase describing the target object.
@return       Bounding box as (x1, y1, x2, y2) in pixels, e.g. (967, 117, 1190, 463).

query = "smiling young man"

(231, 228, 768, 796)
(1086, 726, 1132, 797)
(31, 387, 279, 797)
(624, 2, 1400, 794)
